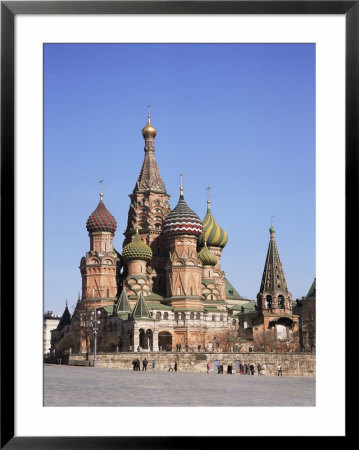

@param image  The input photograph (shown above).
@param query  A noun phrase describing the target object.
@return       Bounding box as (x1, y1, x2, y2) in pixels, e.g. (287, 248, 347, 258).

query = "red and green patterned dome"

(86, 195, 117, 234)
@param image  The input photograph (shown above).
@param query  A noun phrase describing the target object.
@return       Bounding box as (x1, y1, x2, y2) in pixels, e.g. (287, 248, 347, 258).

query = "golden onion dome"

(142, 116, 157, 138)
(198, 242, 217, 266)
(122, 229, 153, 262)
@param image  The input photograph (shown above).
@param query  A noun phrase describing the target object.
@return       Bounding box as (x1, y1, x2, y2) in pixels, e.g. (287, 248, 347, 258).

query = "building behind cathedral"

(51, 114, 314, 356)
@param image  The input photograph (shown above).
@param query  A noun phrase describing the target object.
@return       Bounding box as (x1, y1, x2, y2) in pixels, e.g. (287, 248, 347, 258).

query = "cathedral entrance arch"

(158, 331, 172, 351)
(146, 329, 153, 351)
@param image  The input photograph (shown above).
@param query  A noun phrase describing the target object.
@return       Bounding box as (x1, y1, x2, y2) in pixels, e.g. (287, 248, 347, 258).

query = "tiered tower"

(123, 111, 170, 296)
(163, 179, 204, 310)
(257, 226, 292, 313)
(79, 188, 119, 307)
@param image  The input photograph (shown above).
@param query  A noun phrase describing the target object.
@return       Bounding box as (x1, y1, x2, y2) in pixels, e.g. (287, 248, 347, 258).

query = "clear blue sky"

(44, 43, 315, 315)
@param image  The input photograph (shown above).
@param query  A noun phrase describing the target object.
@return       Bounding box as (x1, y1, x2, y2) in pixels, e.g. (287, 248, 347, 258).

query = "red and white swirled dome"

(163, 194, 203, 236)
(86, 195, 117, 234)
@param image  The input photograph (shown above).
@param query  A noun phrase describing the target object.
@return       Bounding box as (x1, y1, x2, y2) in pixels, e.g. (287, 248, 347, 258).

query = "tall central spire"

(134, 112, 167, 194)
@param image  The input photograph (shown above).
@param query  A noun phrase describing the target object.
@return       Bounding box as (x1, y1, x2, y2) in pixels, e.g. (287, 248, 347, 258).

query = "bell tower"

(257, 225, 293, 313)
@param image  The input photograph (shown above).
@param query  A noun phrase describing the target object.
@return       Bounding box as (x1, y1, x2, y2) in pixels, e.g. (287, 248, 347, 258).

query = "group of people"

(168, 361, 178, 372)
(237, 362, 266, 375)
(132, 358, 156, 371)
(131, 358, 282, 375)
(205, 362, 268, 375)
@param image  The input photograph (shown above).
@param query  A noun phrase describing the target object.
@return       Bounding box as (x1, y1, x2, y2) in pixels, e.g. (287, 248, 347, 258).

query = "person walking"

(257, 362, 262, 375)
(207, 362, 210, 373)
(239, 363, 244, 374)
(277, 363, 282, 376)
(261, 363, 266, 375)
(174, 362, 178, 372)
(152, 360, 156, 371)
(249, 364, 255, 375)
(142, 358, 148, 371)
(168, 361, 174, 372)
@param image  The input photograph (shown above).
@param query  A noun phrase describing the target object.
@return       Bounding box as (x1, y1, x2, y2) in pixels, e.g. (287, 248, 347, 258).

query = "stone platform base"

(67, 351, 315, 377)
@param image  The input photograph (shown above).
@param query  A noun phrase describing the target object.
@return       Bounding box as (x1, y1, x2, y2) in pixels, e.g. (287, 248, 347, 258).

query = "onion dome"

(142, 115, 157, 138)
(86, 193, 117, 233)
(163, 192, 203, 236)
(122, 229, 153, 261)
(198, 242, 217, 266)
(199, 203, 228, 248)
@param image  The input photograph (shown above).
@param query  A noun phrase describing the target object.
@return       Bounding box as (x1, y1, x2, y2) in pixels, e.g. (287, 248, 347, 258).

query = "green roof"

(118, 313, 131, 321)
(225, 279, 243, 300)
(306, 278, 316, 299)
(230, 301, 257, 313)
(146, 303, 173, 311)
(132, 294, 151, 319)
(146, 293, 164, 301)
(102, 305, 115, 315)
(114, 289, 131, 314)
(202, 279, 216, 286)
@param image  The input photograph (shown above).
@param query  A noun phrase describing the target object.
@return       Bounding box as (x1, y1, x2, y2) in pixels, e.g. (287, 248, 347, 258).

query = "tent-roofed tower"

(257, 226, 292, 313)
(123, 109, 171, 296)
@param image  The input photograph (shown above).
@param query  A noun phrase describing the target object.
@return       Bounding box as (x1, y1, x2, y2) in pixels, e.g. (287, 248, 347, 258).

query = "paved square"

(44, 364, 315, 406)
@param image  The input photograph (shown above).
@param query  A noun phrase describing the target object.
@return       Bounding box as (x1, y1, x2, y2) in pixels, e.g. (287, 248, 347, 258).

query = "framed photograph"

(1, 1, 353, 447)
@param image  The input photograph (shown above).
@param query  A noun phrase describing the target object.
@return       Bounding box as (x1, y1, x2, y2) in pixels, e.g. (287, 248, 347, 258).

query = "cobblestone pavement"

(44, 364, 315, 407)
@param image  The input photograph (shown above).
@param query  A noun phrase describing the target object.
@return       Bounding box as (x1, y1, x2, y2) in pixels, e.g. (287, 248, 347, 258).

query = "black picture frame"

(1, 1, 353, 447)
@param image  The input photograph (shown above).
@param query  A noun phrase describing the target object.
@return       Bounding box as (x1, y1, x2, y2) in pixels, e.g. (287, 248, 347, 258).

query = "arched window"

(164, 312, 168, 319)
(220, 314, 224, 321)
(196, 312, 201, 320)
(107, 288, 109, 297)
(212, 314, 216, 321)
(266, 295, 273, 309)
(156, 311, 161, 319)
(174, 312, 179, 320)
(232, 319, 237, 325)
(181, 312, 186, 320)
(190, 312, 194, 320)
(278, 295, 284, 309)
(190, 287, 193, 295)
(177, 287, 181, 295)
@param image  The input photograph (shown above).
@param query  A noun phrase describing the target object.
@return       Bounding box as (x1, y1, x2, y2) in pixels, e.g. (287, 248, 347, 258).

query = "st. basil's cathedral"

(52, 113, 302, 354)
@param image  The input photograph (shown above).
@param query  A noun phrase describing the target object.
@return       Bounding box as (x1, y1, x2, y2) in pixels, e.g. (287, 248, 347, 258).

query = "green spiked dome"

(199, 204, 228, 248)
(122, 229, 153, 262)
(198, 242, 218, 266)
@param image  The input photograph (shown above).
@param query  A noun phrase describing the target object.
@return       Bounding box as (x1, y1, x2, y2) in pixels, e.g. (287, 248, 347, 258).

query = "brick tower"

(253, 225, 300, 349)
(79, 187, 119, 308)
(163, 179, 204, 310)
(123, 112, 170, 296)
